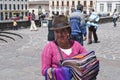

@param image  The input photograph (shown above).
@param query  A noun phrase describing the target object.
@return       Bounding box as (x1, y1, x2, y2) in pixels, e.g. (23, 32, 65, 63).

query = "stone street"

(0, 21, 120, 80)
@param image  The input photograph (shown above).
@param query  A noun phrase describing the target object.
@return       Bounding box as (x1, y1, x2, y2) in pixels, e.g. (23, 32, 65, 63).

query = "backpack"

(70, 17, 81, 35)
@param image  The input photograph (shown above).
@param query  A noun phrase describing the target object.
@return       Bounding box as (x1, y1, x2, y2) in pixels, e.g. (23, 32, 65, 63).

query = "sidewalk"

(0, 22, 120, 80)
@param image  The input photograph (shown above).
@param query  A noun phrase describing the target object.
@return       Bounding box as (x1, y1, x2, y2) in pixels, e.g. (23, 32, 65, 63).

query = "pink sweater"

(41, 40, 87, 76)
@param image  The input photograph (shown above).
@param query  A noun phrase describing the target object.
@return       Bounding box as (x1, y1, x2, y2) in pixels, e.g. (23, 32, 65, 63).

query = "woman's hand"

(47, 68, 52, 79)
(47, 68, 56, 80)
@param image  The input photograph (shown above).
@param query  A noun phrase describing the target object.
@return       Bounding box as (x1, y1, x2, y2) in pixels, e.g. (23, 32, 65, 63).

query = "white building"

(49, 0, 96, 16)
(0, 0, 29, 20)
(96, 0, 120, 15)
(29, 0, 49, 19)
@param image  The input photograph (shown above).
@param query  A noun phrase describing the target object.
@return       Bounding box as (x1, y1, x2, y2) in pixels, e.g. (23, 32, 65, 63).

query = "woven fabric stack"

(62, 51, 99, 80)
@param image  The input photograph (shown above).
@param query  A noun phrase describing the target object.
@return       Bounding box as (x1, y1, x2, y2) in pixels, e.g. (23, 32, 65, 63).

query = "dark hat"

(50, 15, 70, 30)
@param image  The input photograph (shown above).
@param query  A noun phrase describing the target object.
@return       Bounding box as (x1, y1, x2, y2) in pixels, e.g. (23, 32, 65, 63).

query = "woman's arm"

(41, 43, 53, 76)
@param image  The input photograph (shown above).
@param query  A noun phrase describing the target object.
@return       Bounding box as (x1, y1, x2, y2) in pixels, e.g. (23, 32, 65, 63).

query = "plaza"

(0, 21, 120, 80)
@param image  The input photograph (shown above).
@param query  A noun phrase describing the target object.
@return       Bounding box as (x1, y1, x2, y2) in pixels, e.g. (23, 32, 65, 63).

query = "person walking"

(41, 15, 87, 79)
(112, 9, 118, 27)
(69, 4, 87, 46)
(30, 10, 38, 31)
(47, 17, 55, 41)
(87, 8, 100, 44)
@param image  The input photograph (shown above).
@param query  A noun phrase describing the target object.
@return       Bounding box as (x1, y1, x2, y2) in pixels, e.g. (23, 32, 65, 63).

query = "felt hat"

(50, 15, 70, 30)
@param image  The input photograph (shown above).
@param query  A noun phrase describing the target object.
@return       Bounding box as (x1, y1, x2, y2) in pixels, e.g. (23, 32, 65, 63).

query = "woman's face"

(54, 28, 69, 43)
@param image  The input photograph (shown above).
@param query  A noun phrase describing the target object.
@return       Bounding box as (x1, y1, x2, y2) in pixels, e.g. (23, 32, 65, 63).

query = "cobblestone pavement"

(0, 22, 120, 80)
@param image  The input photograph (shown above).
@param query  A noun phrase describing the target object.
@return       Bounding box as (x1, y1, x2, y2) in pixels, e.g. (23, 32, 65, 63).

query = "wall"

(0, 16, 114, 31)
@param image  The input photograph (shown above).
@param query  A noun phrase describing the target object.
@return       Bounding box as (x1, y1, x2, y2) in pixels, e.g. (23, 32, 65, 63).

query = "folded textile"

(61, 51, 99, 80)
(45, 66, 72, 80)
(53, 66, 72, 80)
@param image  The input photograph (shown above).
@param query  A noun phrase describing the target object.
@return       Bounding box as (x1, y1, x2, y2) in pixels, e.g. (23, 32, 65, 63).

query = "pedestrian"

(30, 10, 38, 31)
(86, 8, 100, 44)
(65, 10, 70, 21)
(38, 12, 43, 27)
(112, 9, 118, 27)
(47, 17, 55, 41)
(71, 7, 76, 13)
(69, 4, 87, 46)
(41, 15, 87, 79)
(28, 12, 31, 21)
(13, 20, 18, 30)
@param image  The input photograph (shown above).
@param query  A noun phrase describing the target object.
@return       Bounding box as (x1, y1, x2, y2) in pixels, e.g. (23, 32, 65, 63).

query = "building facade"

(0, 0, 29, 20)
(96, 0, 120, 15)
(29, 0, 49, 19)
(49, 0, 96, 16)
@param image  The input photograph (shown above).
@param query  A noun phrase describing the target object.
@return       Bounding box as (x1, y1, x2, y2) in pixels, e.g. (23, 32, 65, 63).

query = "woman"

(41, 15, 87, 79)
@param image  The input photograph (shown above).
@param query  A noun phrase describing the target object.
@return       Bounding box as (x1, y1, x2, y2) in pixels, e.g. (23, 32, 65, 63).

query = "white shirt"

(60, 48, 72, 56)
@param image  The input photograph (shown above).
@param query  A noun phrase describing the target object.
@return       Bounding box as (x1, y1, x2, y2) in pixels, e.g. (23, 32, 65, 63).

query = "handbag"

(55, 42, 99, 80)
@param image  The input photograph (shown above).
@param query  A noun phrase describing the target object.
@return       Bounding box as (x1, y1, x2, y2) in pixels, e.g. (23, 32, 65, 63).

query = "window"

(25, 4, 27, 10)
(107, 3, 112, 12)
(9, 12, 12, 18)
(90, 1, 93, 7)
(0, 12, 3, 20)
(72, 1, 74, 7)
(9, 4, 11, 10)
(67, 1, 69, 7)
(52, 1, 54, 6)
(62, 1, 64, 6)
(21, 4, 23, 9)
(18, 4, 19, 10)
(5, 12, 8, 20)
(84, 1, 86, 7)
(5, 4, 7, 10)
(100, 4, 104, 12)
(57, 1, 59, 6)
(13, 4, 16, 10)
(0, 4, 2, 10)
(25, 12, 28, 16)
(116, 4, 120, 12)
